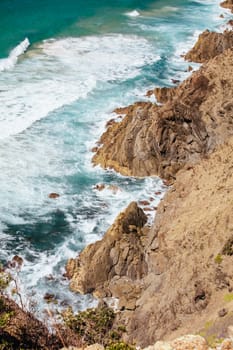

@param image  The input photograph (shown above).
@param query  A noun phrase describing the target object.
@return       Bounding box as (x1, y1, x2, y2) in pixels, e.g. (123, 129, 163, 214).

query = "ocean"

(0, 0, 229, 316)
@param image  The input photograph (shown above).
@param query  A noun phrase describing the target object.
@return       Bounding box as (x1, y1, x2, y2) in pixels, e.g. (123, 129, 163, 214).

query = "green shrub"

(63, 306, 116, 345)
(214, 254, 223, 264)
(0, 311, 14, 328)
(106, 342, 136, 350)
(224, 293, 233, 302)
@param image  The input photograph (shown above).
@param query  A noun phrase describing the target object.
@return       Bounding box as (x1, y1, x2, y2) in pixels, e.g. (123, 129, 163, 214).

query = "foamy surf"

(0, 34, 157, 139)
(125, 10, 140, 17)
(0, 38, 29, 72)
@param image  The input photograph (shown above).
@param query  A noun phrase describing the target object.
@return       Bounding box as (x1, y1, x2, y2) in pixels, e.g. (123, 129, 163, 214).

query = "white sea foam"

(0, 38, 29, 72)
(0, 34, 157, 139)
(125, 10, 140, 17)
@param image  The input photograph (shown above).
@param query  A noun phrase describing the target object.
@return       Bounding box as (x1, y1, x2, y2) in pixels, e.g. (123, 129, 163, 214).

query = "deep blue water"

(0, 0, 229, 315)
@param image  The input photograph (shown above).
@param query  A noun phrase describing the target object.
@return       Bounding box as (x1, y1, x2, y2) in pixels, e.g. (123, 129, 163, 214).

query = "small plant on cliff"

(106, 342, 136, 350)
(0, 270, 11, 292)
(62, 305, 117, 345)
(223, 293, 233, 302)
(214, 254, 223, 264)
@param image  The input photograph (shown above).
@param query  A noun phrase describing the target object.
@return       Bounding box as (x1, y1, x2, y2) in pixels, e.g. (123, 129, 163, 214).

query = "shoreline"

(66, 0, 232, 345)
(1, 0, 233, 348)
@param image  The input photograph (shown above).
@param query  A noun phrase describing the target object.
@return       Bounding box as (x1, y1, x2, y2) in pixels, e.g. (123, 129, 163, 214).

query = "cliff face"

(93, 48, 233, 181)
(69, 138, 233, 346)
(67, 202, 148, 311)
(68, 21, 233, 348)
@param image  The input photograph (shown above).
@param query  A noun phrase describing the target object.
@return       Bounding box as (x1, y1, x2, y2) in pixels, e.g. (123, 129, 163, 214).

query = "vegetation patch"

(0, 311, 14, 328)
(224, 293, 233, 302)
(63, 306, 119, 345)
(106, 342, 136, 350)
(214, 254, 223, 264)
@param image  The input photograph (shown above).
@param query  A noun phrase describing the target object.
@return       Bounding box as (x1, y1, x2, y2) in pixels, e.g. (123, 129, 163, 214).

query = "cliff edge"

(92, 47, 233, 181)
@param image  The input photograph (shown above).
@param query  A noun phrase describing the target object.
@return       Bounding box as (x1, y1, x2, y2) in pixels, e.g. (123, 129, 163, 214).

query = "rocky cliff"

(184, 30, 233, 63)
(68, 15, 233, 349)
(69, 136, 233, 346)
(92, 47, 233, 181)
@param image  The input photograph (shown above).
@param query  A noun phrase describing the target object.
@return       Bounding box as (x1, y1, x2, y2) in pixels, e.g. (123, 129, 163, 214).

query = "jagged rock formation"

(67, 202, 148, 310)
(221, 0, 233, 12)
(184, 30, 233, 63)
(70, 138, 233, 346)
(93, 48, 233, 181)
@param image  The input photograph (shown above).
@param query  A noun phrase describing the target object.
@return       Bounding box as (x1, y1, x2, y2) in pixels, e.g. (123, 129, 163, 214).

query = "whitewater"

(0, 0, 228, 317)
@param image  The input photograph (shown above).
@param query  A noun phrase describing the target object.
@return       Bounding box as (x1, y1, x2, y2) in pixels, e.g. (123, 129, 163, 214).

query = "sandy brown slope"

(69, 137, 233, 347)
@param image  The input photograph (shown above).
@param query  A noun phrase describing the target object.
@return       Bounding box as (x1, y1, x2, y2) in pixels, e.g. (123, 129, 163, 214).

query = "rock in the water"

(49, 192, 60, 199)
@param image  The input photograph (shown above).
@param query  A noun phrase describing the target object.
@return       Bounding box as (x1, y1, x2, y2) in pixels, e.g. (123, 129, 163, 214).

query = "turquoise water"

(0, 0, 229, 315)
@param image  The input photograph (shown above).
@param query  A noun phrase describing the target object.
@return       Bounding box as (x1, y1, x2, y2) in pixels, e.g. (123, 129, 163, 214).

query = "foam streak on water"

(0, 38, 30, 72)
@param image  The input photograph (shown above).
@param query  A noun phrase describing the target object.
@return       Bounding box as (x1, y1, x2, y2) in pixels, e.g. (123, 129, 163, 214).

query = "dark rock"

(49, 193, 60, 199)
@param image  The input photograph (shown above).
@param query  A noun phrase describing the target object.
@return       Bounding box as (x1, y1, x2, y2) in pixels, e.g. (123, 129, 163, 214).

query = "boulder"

(67, 202, 147, 298)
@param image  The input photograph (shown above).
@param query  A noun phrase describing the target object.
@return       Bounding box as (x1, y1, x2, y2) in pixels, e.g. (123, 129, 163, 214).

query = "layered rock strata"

(93, 48, 233, 181)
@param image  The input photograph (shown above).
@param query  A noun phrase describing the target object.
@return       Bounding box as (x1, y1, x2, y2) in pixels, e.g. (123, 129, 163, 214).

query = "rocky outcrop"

(184, 30, 233, 63)
(71, 137, 233, 346)
(93, 48, 233, 181)
(119, 137, 233, 346)
(221, 0, 233, 12)
(67, 202, 147, 309)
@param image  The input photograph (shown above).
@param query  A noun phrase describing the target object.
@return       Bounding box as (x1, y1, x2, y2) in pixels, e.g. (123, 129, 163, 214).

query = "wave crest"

(0, 38, 30, 72)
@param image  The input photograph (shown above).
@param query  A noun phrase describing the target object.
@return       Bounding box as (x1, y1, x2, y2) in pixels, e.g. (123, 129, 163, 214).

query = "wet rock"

(9, 255, 23, 269)
(93, 183, 105, 191)
(138, 200, 150, 206)
(171, 79, 180, 84)
(49, 192, 60, 199)
(44, 292, 56, 303)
